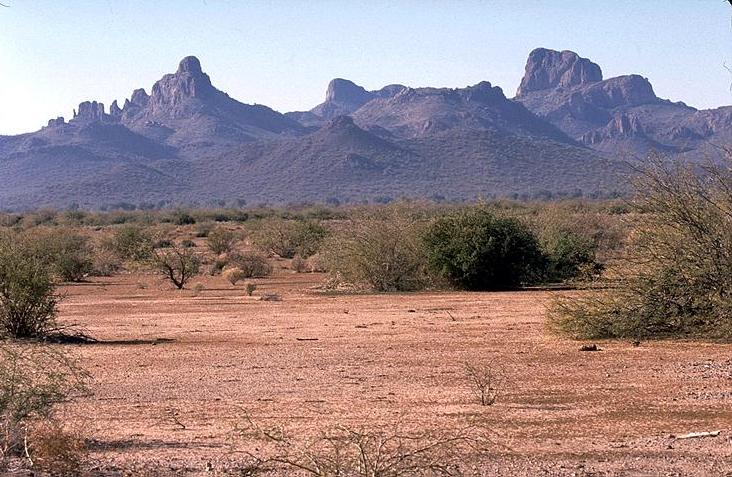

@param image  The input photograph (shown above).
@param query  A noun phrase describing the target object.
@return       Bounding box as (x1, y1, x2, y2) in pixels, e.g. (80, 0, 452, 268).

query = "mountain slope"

(513, 48, 732, 157)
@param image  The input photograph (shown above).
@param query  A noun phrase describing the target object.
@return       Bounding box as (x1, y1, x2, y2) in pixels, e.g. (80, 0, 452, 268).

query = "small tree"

(153, 244, 201, 290)
(0, 241, 58, 339)
(423, 208, 544, 290)
(206, 227, 237, 255)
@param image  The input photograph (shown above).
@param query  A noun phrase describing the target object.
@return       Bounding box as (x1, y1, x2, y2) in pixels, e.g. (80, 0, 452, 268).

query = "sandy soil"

(48, 269, 732, 476)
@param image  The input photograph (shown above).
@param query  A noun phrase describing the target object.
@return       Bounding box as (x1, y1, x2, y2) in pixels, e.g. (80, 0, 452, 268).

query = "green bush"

(541, 230, 603, 282)
(252, 219, 327, 259)
(423, 208, 544, 290)
(0, 240, 58, 339)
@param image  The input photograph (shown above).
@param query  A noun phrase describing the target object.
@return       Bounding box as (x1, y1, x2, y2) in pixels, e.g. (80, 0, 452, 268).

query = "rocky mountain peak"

(178, 56, 203, 75)
(325, 79, 373, 105)
(149, 56, 215, 111)
(73, 101, 108, 123)
(516, 48, 603, 96)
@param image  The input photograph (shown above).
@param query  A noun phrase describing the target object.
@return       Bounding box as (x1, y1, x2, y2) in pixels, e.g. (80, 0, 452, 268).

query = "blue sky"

(1, 0, 731, 135)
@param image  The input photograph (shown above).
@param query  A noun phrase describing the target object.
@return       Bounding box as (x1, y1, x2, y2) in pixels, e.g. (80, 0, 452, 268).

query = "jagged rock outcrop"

(109, 100, 122, 118)
(46, 117, 65, 128)
(73, 101, 108, 123)
(516, 48, 603, 96)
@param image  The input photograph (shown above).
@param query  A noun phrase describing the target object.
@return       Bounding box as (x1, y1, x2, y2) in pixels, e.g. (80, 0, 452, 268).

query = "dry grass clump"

(223, 267, 247, 286)
(230, 413, 491, 476)
(26, 421, 86, 475)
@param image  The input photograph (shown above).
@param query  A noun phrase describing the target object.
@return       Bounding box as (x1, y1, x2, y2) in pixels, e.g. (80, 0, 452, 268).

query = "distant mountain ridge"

(0, 48, 729, 210)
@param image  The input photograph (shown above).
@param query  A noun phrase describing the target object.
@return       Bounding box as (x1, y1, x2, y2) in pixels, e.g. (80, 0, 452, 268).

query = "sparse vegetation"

(253, 218, 327, 259)
(551, 155, 732, 341)
(105, 226, 154, 262)
(463, 362, 503, 406)
(323, 208, 429, 291)
(152, 244, 201, 290)
(0, 344, 88, 467)
(228, 252, 273, 278)
(27, 229, 94, 283)
(206, 226, 237, 255)
(223, 267, 247, 286)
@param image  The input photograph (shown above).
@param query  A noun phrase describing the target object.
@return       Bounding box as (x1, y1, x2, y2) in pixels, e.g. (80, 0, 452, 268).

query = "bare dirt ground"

(53, 267, 731, 476)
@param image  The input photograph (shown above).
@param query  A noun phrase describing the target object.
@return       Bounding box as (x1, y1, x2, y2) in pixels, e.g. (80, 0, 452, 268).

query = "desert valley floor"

(50, 269, 731, 476)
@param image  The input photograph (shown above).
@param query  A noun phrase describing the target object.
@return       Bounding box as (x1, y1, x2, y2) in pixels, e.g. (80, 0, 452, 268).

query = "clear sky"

(1, 0, 731, 135)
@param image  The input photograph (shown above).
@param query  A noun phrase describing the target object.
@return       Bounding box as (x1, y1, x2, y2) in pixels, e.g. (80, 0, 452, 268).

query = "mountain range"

(1, 48, 729, 211)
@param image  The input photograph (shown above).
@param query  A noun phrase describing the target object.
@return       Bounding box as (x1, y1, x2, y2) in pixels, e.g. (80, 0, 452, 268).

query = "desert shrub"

(105, 226, 153, 262)
(323, 209, 429, 291)
(154, 238, 174, 249)
(195, 222, 215, 238)
(0, 344, 88, 462)
(0, 240, 58, 339)
(152, 244, 201, 290)
(181, 239, 196, 248)
(550, 156, 732, 341)
(223, 267, 247, 285)
(228, 252, 272, 278)
(244, 282, 257, 296)
(423, 208, 544, 290)
(210, 254, 229, 276)
(541, 229, 603, 282)
(171, 210, 196, 225)
(89, 247, 122, 277)
(26, 229, 93, 282)
(252, 219, 327, 259)
(207, 227, 237, 255)
(291, 255, 307, 273)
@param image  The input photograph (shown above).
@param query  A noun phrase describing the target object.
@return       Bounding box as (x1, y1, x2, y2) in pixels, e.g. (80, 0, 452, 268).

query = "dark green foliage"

(541, 230, 603, 282)
(423, 208, 544, 290)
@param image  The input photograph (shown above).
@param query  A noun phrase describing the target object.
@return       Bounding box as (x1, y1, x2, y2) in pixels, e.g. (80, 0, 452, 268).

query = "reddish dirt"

(52, 270, 731, 476)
